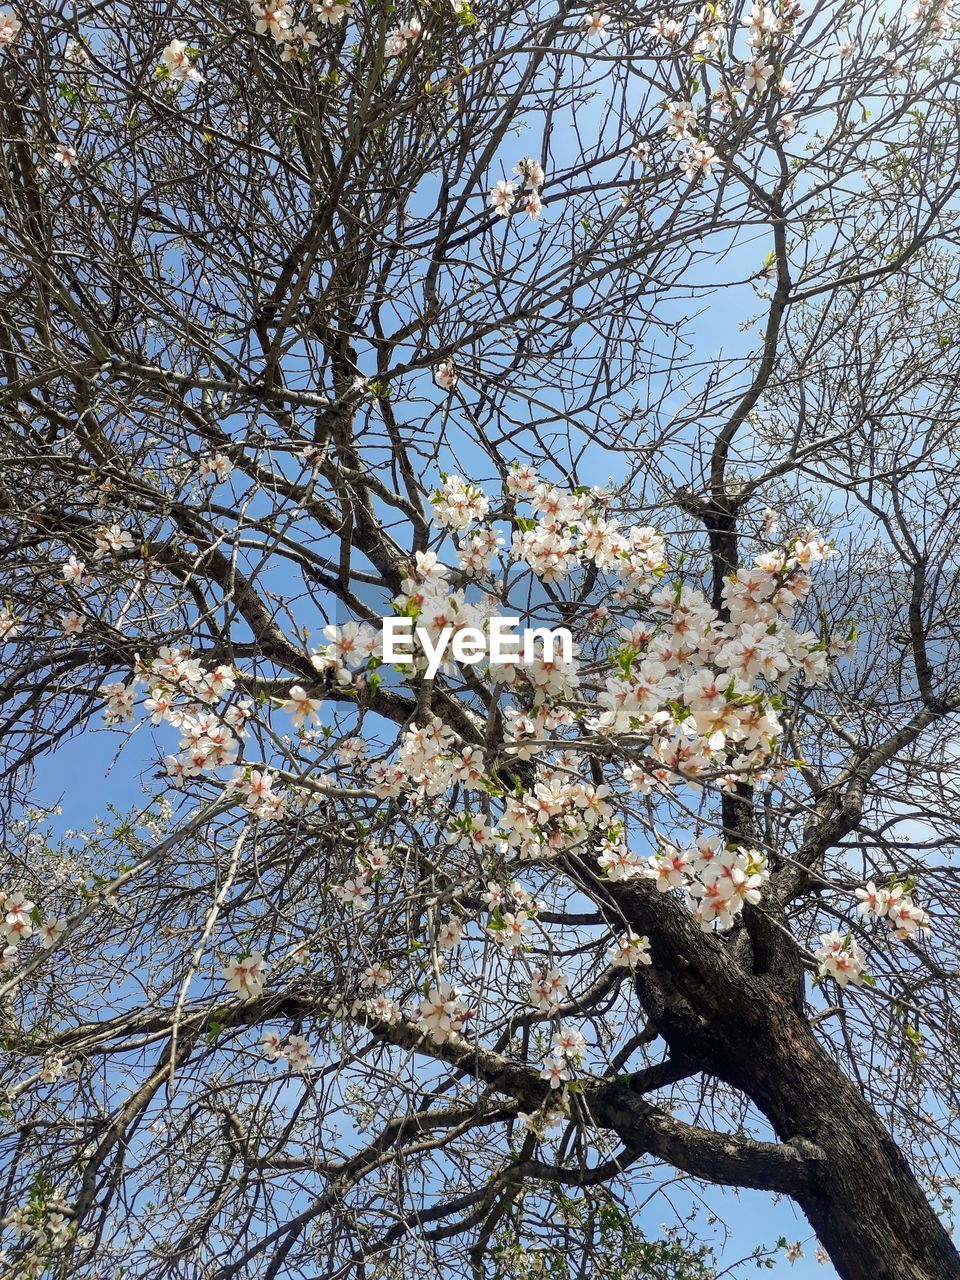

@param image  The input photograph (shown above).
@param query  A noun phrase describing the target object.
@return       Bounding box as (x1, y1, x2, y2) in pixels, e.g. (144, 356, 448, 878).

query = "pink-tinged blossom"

(436, 917, 463, 950)
(742, 58, 773, 93)
(551, 1026, 587, 1060)
(458, 527, 503, 577)
(665, 99, 697, 140)
(200, 453, 233, 482)
(52, 143, 78, 168)
(887, 898, 930, 940)
(649, 13, 684, 42)
(815, 931, 865, 988)
(856, 882, 884, 916)
(693, 12, 722, 55)
(253, 0, 292, 41)
(160, 39, 204, 84)
(336, 735, 368, 765)
(312, 0, 352, 25)
(262, 1030, 285, 1059)
(292, 22, 319, 48)
(857, 882, 931, 941)
(524, 189, 544, 219)
(582, 10, 611, 41)
(431, 475, 490, 530)
(505, 462, 539, 497)
(607, 933, 652, 968)
(281, 684, 323, 728)
(361, 962, 392, 989)
(678, 142, 716, 180)
(434, 361, 458, 391)
(366, 994, 401, 1023)
(284, 1033, 315, 1073)
(416, 980, 474, 1043)
(0, 10, 21, 44)
(529, 967, 568, 1012)
(331, 871, 371, 911)
(3, 891, 34, 944)
(39, 918, 67, 949)
(42, 1054, 65, 1084)
(100, 680, 137, 725)
(711, 85, 732, 117)
(514, 156, 545, 188)
(62, 555, 86, 582)
(93, 524, 135, 559)
(539, 1055, 570, 1088)
(489, 179, 516, 216)
(0, 609, 19, 641)
(488, 909, 532, 950)
(598, 842, 644, 881)
(741, 2, 780, 46)
(222, 952, 269, 1000)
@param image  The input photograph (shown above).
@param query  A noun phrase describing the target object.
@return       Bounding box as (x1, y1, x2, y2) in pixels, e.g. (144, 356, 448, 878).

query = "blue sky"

(17, 11, 939, 1270)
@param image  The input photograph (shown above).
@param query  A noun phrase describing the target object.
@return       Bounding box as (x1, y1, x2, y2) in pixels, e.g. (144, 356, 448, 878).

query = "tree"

(1, 0, 959, 1277)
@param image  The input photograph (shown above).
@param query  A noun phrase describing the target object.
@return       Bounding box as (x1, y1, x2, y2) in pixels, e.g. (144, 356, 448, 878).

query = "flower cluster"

(508, 477, 667, 587)
(528, 966, 569, 1012)
(385, 14, 423, 56)
(223, 952, 269, 1000)
(0, 608, 20, 641)
(649, 0, 802, 184)
(248, 0, 352, 59)
(263, 1030, 316, 1072)
(160, 39, 204, 84)
(856, 882, 931, 941)
(1, 890, 67, 973)
(414, 980, 475, 1043)
(678, 141, 716, 180)
(434, 361, 458, 391)
(5, 1201, 76, 1257)
(93, 523, 135, 558)
(488, 156, 547, 219)
(908, 0, 951, 30)
(669, 841, 769, 931)
(540, 1025, 588, 1089)
(0, 9, 20, 45)
(199, 452, 233, 483)
(339, 476, 842, 953)
(99, 645, 255, 788)
(311, 619, 381, 687)
(815, 932, 865, 988)
(484, 879, 543, 951)
(607, 932, 652, 968)
(649, 13, 684, 43)
(229, 767, 287, 819)
(431, 474, 491, 530)
(330, 843, 391, 912)
(494, 765, 613, 863)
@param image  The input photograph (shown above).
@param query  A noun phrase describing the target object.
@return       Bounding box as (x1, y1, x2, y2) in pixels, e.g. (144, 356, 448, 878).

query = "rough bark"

(576, 864, 960, 1280)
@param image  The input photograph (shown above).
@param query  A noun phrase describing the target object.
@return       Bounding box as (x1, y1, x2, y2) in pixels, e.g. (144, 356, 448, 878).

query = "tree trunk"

(675, 983, 959, 1280)
(579, 865, 960, 1279)
(765, 1016, 958, 1280)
